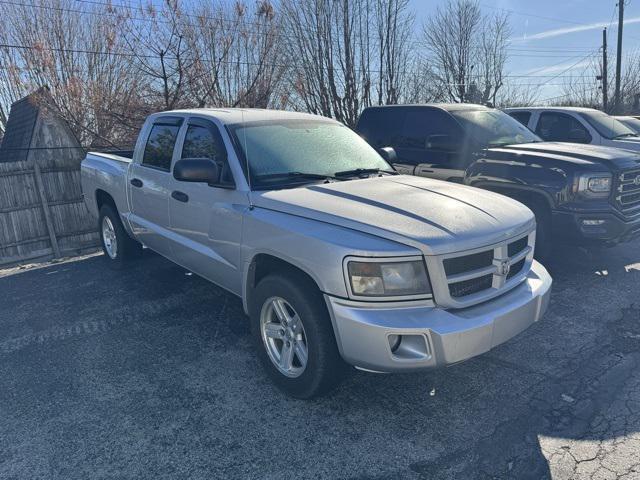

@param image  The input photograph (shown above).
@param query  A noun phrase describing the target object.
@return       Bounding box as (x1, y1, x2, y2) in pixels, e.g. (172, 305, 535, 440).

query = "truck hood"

(252, 175, 534, 256)
(486, 142, 640, 170)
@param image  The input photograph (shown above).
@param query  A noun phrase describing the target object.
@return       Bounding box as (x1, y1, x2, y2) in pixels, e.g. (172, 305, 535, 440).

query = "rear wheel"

(98, 204, 142, 269)
(250, 272, 346, 399)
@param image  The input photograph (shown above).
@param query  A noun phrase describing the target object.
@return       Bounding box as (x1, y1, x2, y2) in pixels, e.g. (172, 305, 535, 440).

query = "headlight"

(576, 173, 612, 197)
(346, 259, 431, 298)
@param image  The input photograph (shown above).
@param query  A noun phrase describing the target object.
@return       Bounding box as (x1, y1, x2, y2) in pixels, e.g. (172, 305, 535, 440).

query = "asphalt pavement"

(1, 242, 639, 479)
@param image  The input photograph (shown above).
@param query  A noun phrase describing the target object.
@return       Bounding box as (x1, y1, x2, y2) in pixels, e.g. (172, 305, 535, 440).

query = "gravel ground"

(0, 243, 639, 480)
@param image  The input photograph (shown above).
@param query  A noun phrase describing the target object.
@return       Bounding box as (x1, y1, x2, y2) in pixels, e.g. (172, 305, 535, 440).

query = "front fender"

(240, 207, 419, 313)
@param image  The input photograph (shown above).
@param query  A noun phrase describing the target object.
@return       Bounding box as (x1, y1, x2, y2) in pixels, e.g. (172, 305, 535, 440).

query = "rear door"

(167, 117, 245, 295)
(128, 116, 183, 257)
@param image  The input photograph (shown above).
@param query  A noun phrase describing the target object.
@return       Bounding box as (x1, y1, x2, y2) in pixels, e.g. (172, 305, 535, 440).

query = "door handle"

(130, 178, 143, 188)
(171, 191, 189, 203)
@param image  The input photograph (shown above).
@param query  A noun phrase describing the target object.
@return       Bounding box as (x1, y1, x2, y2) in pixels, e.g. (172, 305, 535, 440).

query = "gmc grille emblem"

(497, 259, 511, 276)
(634, 175, 640, 186)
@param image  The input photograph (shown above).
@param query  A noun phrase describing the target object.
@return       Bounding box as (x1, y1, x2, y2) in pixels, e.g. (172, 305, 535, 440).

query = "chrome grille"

(615, 168, 640, 215)
(427, 230, 535, 309)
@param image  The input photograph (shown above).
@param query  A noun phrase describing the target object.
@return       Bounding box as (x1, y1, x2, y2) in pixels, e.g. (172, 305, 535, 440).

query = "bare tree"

(0, 0, 148, 147)
(422, 0, 510, 104)
(281, 0, 415, 127)
(183, 1, 284, 109)
(121, 0, 192, 112)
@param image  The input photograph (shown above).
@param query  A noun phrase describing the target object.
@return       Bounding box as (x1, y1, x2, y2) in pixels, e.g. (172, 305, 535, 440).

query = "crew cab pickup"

(356, 104, 640, 258)
(505, 106, 640, 151)
(82, 109, 551, 398)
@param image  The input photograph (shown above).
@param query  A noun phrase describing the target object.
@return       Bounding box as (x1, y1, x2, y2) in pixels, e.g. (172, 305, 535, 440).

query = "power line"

(0, 0, 610, 59)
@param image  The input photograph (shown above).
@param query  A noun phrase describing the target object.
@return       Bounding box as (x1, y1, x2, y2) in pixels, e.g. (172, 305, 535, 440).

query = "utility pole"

(603, 28, 608, 112)
(614, 0, 625, 113)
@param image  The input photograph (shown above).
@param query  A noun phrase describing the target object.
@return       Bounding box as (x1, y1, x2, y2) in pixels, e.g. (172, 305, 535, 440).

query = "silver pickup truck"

(81, 109, 552, 398)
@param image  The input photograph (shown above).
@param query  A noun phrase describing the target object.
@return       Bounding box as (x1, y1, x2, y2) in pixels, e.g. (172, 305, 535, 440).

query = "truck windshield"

(579, 111, 638, 139)
(617, 117, 640, 134)
(229, 119, 393, 189)
(450, 109, 540, 148)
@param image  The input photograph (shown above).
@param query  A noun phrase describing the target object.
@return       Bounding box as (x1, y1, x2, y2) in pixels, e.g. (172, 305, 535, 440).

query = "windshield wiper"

(333, 168, 397, 178)
(255, 171, 337, 182)
(614, 133, 639, 139)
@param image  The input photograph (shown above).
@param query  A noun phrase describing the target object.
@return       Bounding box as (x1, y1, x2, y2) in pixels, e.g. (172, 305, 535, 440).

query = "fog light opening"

(388, 334, 401, 353)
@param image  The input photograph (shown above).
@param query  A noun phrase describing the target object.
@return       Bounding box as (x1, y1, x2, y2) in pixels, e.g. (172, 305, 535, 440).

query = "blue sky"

(410, 0, 640, 101)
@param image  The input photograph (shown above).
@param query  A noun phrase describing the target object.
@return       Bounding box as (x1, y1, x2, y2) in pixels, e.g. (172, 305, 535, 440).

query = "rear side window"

(508, 111, 531, 126)
(142, 122, 181, 171)
(356, 108, 405, 148)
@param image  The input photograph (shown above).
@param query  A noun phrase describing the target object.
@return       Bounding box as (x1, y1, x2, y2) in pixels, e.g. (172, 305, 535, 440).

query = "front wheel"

(98, 204, 142, 269)
(251, 272, 346, 399)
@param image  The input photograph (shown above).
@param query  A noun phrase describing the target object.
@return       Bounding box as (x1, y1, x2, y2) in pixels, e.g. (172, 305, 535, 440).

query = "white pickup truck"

(505, 106, 640, 151)
(81, 109, 552, 398)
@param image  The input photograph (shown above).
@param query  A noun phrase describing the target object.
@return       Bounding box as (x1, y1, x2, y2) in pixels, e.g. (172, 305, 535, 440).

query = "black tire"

(98, 204, 142, 269)
(250, 272, 346, 399)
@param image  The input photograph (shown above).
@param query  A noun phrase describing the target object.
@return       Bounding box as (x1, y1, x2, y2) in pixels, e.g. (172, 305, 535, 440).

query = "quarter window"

(142, 123, 181, 171)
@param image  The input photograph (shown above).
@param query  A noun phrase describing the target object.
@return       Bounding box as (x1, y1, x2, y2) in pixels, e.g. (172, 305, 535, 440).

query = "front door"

(168, 117, 245, 295)
(128, 116, 184, 257)
(396, 108, 466, 182)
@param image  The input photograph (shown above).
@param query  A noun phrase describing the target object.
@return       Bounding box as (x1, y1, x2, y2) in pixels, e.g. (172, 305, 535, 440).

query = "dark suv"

(356, 104, 640, 257)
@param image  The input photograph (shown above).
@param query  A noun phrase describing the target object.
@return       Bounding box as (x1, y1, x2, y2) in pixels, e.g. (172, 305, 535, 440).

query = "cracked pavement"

(0, 242, 638, 479)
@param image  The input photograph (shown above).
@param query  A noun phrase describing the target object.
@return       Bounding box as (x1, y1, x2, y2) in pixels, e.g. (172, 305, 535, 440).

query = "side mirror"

(379, 146, 397, 163)
(426, 134, 459, 152)
(173, 158, 221, 185)
(568, 129, 589, 143)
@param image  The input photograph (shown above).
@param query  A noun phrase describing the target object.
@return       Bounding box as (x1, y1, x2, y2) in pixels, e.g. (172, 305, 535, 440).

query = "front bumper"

(552, 210, 640, 244)
(326, 260, 552, 372)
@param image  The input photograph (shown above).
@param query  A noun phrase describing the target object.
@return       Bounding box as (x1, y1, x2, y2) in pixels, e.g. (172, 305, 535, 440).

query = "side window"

(508, 111, 531, 126)
(181, 122, 233, 185)
(399, 109, 461, 149)
(142, 122, 181, 171)
(535, 112, 591, 143)
(357, 108, 405, 148)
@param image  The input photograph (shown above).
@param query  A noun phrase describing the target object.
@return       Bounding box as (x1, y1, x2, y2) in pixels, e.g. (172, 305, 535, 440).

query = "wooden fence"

(0, 156, 99, 267)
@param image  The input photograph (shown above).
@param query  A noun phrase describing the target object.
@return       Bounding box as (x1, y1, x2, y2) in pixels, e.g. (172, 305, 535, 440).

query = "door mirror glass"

(426, 134, 458, 152)
(173, 158, 221, 185)
(379, 146, 397, 164)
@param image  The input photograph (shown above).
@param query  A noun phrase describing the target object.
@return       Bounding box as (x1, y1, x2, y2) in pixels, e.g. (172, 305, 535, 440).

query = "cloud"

(516, 16, 640, 41)
(520, 59, 593, 76)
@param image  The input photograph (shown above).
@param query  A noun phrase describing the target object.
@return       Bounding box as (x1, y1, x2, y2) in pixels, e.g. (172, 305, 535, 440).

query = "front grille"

(508, 237, 528, 257)
(432, 231, 534, 308)
(443, 250, 493, 276)
(450, 274, 493, 298)
(507, 258, 525, 279)
(615, 168, 640, 215)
